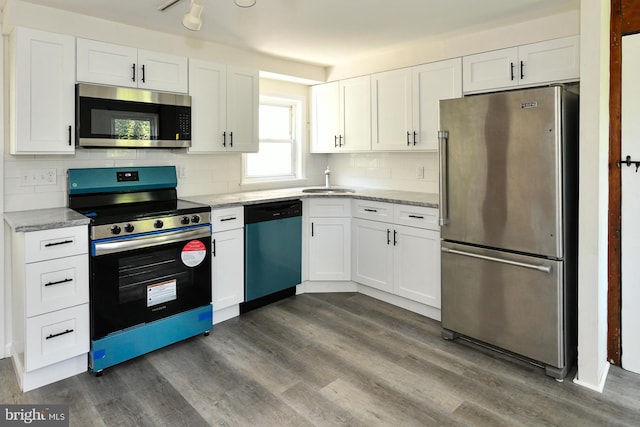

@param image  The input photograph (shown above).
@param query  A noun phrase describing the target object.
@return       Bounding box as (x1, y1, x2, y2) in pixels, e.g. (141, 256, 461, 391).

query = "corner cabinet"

(10, 27, 75, 155)
(9, 225, 89, 392)
(463, 35, 580, 94)
(76, 38, 188, 93)
(351, 200, 440, 308)
(311, 76, 371, 153)
(188, 59, 258, 153)
(211, 207, 245, 324)
(308, 198, 351, 281)
(371, 58, 462, 151)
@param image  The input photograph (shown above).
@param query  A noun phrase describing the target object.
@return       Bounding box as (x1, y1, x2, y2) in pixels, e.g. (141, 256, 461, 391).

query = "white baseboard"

(296, 281, 357, 294)
(573, 361, 610, 393)
(213, 305, 240, 325)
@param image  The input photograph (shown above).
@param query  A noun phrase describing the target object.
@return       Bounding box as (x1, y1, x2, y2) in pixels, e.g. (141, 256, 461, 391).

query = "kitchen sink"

(302, 187, 355, 194)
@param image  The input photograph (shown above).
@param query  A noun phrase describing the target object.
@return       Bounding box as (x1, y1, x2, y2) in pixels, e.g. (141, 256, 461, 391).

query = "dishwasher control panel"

(244, 200, 302, 224)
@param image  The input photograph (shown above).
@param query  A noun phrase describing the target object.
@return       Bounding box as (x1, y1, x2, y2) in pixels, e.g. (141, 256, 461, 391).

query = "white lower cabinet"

(211, 207, 244, 323)
(351, 201, 441, 308)
(9, 225, 89, 392)
(308, 198, 351, 281)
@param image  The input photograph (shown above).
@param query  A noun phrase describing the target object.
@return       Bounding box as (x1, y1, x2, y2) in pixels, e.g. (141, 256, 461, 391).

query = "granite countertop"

(185, 187, 439, 209)
(4, 208, 90, 232)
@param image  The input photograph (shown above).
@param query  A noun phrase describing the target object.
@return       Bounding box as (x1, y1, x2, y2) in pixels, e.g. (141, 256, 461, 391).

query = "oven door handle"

(93, 226, 211, 256)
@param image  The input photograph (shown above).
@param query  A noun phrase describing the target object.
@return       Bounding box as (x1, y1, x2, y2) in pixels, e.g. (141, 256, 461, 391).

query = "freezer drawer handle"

(441, 247, 552, 273)
(438, 130, 449, 226)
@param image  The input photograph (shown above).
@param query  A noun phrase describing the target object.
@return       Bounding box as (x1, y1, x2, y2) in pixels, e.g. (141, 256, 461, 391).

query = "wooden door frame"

(608, 0, 640, 365)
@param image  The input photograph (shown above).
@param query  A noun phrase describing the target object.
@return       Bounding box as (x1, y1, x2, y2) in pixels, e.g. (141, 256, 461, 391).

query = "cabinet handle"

(364, 208, 378, 213)
(413, 131, 417, 146)
(223, 131, 227, 147)
(520, 60, 524, 79)
(212, 239, 216, 257)
(44, 239, 73, 247)
(230, 131, 233, 148)
(387, 229, 391, 245)
(408, 215, 424, 219)
(510, 62, 515, 81)
(44, 278, 73, 287)
(132, 63, 136, 82)
(68, 125, 72, 146)
(407, 132, 411, 146)
(311, 222, 314, 237)
(393, 230, 398, 246)
(141, 64, 146, 83)
(46, 329, 74, 340)
(339, 135, 344, 147)
(220, 217, 237, 222)
(334, 135, 338, 148)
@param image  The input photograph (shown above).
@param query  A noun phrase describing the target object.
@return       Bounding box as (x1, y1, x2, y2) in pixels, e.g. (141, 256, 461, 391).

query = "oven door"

(90, 225, 211, 340)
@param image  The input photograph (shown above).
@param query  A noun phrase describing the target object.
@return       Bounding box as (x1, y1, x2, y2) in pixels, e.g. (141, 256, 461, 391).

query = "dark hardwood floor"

(2, 292, 640, 426)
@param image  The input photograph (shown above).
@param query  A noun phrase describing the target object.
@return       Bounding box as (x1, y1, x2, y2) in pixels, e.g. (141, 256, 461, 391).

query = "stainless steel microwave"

(76, 83, 191, 149)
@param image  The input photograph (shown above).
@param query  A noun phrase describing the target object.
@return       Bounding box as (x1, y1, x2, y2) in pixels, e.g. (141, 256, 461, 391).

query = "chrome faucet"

(325, 166, 331, 189)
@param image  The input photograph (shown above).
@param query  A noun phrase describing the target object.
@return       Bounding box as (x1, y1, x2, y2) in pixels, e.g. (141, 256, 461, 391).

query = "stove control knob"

(191, 215, 201, 224)
(154, 219, 164, 229)
(124, 223, 135, 233)
(181, 216, 190, 225)
(110, 225, 122, 235)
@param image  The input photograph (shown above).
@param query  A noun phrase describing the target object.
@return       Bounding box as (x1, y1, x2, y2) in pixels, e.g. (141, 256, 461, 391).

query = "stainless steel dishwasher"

(241, 200, 302, 313)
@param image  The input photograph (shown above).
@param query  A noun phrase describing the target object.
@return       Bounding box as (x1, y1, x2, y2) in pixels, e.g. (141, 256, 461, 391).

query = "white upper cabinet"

(188, 59, 258, 153)
(76, 38, 188, 93)
(311, 76, 371, 153)
(11, 27, 76, 155)
(463, 35, 580, 94)
(372, 58, 462, 151)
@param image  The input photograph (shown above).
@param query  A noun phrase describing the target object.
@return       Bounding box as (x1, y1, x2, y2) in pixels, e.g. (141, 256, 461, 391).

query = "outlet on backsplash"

(416, 166, 425, 179)
(20, 168, 57, 186)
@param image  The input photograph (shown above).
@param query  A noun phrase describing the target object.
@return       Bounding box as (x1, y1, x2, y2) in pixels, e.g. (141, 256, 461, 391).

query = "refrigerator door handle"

(438, 130, 449, 226)
(441, 247, 552, 273)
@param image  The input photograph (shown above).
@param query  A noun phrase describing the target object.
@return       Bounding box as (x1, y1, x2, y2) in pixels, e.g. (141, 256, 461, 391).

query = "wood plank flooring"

(2, 292, 640, 426)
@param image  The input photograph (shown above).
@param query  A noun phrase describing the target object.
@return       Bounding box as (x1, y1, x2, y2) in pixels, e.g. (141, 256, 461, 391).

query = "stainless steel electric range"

(68, 166, 212, 374)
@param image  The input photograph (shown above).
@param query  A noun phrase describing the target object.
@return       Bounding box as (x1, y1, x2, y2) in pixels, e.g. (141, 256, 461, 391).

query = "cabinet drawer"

(352, 200, 393, 222)
(25, 254, 89, 317)
(308, 198, 351, 217)
(393, 205, 439, 230)
(212, 207, 244, 232)
(25, 226, 88, 263)
(25, 304, 89, 372)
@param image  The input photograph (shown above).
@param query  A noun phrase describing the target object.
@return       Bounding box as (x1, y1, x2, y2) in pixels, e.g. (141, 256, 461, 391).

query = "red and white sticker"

(181, 240, 206, 267)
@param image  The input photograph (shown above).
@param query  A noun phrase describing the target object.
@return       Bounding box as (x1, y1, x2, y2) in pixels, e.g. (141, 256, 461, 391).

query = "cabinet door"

(371, 69, 412, 151)
(309, 217, 351, 281)
(188, 59, 227, 153)
(518, 36, 580, 87)
(226, 66, 259, 152)
(137, 49, 188, 93)
(351, 219, 393, 293)
(311, 82, 341, 153)
(76, 38, 138, 88)
(340, 76, 372, 151)
(412, 58, 462, 150)
(212, 228, 244, 311)
(12, 28, 75, 154)
(393, 226, 440, 308)
(462, 47, 518, 94)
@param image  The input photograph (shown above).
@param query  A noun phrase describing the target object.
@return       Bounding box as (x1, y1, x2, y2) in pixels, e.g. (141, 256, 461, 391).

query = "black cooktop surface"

(75, 199, 209, 226)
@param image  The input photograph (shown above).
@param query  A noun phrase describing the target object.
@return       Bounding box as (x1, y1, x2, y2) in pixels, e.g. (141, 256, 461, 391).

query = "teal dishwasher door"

(244, 215, 302, 302)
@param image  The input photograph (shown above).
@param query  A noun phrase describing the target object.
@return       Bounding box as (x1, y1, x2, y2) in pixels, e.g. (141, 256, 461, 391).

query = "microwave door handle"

(93, 227, 210, 256)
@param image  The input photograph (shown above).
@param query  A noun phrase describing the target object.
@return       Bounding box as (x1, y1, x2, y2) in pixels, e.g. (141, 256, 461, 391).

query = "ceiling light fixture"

(182, 0, 203, 31)
(234, 0, 256, 7)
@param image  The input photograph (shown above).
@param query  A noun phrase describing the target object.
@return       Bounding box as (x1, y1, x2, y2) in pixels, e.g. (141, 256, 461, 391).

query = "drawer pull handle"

(45, 239, 73, 247)
(220, 217, 237, 222)
(408, 215, 424, 219)
(44, 278, 73, 287)
(364, 208, 378, 213)
(46, 329, 74, 340)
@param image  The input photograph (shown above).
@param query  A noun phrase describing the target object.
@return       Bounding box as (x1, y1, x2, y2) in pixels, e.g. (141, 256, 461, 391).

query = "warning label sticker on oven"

(181, 240, 207, 267)
(147, 279, 177, 307)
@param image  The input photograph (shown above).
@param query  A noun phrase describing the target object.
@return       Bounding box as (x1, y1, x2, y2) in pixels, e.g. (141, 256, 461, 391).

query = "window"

(244, 96, 302, 182)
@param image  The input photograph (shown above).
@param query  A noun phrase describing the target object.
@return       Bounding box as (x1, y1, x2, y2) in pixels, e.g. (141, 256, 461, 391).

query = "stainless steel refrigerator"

(438, 85, 578, 379)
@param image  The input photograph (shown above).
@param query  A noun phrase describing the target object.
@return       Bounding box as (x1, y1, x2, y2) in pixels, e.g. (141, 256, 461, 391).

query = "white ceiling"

(20, 0, 579, 67)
